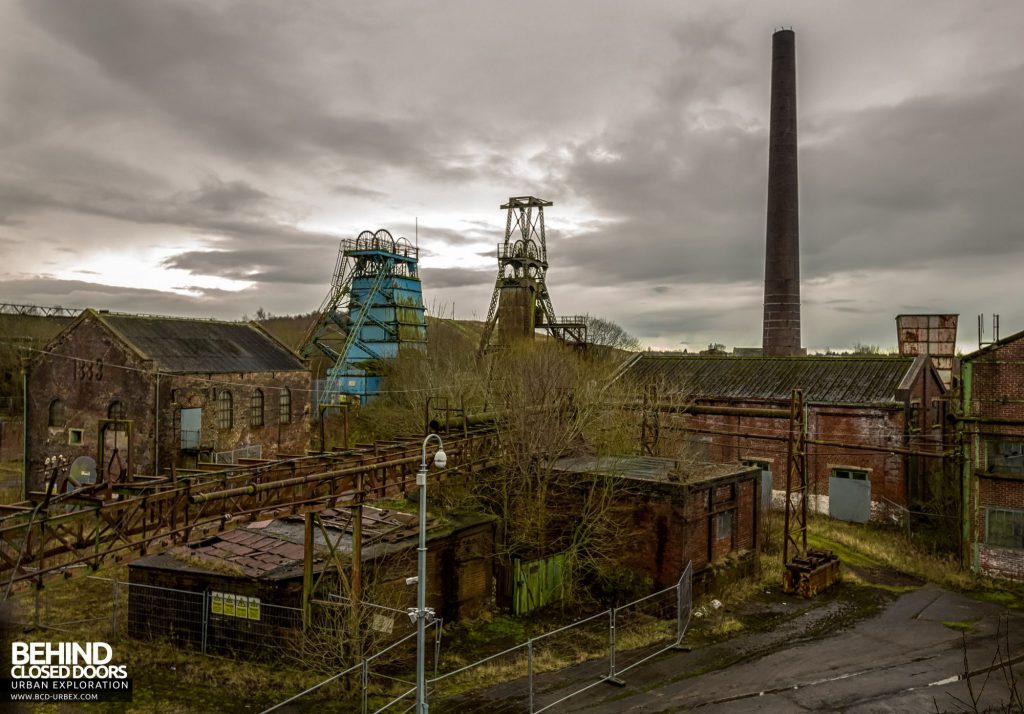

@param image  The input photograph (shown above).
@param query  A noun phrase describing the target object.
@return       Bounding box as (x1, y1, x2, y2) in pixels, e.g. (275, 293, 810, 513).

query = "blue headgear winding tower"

(302, 229, 427, 404)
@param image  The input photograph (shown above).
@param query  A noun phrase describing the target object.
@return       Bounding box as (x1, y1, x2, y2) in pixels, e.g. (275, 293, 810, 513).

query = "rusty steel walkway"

(0, 427, 497, 590)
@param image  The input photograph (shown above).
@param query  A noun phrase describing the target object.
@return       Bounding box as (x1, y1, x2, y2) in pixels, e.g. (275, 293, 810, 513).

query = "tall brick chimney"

(762, 28, 802, 356)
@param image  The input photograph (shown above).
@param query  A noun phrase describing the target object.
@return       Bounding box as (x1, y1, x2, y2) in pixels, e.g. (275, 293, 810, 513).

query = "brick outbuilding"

(24, 309, 311, 492)
(551, 456, 761, 589)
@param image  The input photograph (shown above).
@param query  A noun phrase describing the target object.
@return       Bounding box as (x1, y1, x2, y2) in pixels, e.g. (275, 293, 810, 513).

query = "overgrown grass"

(2, 565, 365, 713)
(807, 515, 973, 588)
(942, 619, 980, 632)
(805, 515, 1024, 608)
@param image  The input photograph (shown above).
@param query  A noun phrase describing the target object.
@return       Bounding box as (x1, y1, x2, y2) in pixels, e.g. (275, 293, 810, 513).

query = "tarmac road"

(442, 584, 1024, 713)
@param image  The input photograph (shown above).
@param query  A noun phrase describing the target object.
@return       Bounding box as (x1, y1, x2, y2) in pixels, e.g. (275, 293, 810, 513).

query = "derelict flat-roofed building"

(24, 309, 311, 492)
(551, 456, 762, 591)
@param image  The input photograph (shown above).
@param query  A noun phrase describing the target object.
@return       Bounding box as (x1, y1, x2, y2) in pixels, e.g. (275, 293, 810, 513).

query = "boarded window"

(986, 508, 1024, 549)
(48, 398, 65, 427)
(716, 510, 733, 541)
(279, 387, 291, 425)
(985, 440, 1024, 474)
(832, 468, 869, 481)
(217, 390, 233, 430)
(250, 389, 264, 427)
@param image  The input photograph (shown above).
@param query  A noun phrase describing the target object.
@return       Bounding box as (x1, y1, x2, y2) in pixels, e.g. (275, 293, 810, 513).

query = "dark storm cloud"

(419, 267, 492, 290)
(3, 1, 1024, 350)
(19, 0, 486, 180)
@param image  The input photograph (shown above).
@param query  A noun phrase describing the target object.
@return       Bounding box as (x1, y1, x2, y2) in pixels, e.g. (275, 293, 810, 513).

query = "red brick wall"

(965, 336, 1024, 579)
(603, 471, 760, 588)
(658, 402, 907, 510)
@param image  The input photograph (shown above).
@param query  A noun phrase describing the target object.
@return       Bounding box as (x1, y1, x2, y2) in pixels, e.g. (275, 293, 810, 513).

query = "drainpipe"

(21, 365, 28, 500)
(960, 362, 974, 572)
(154, 370, 160, 476)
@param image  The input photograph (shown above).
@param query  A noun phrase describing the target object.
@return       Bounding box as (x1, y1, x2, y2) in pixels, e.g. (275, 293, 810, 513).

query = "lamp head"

(432, 449, 447, 469)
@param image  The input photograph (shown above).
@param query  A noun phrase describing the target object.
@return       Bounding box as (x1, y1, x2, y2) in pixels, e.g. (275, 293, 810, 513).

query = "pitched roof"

(91, 310, 305, 374)
(618, 354, 929, 405)
(961, 327, 1024, 362)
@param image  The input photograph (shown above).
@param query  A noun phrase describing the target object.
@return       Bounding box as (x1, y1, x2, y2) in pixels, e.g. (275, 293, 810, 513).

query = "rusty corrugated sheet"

(623, 355, 917, 405)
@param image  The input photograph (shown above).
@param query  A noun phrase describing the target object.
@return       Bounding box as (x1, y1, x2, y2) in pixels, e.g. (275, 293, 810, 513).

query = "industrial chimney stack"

(762, 28, 802, 356)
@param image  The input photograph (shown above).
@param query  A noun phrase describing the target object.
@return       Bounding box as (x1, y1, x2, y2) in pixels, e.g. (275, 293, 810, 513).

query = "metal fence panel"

(530, 609, 612, 713)
(610, 584, 680, 677)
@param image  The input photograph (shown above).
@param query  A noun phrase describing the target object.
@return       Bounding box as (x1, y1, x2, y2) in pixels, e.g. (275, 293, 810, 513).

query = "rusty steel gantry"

(478, 196, 586, 354)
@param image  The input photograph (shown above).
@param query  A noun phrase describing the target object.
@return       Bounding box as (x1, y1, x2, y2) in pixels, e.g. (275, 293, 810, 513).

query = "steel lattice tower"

(478, 196, 586, 354)
(301, 229, 427, 404)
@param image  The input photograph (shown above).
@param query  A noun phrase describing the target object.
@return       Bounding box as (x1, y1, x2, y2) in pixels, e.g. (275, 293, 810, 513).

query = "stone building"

(959, 330, 1024, 579)
(616, 354, 948, 523)
(24, 309, 311, 492)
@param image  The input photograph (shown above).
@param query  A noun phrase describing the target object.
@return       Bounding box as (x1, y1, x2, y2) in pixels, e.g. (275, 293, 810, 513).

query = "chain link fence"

(5, 562, 692, 714)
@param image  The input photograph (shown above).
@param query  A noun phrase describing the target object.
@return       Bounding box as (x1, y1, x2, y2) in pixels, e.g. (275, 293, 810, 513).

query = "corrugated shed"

(96, 312, 305, 374)
(621, 355, 919, 405)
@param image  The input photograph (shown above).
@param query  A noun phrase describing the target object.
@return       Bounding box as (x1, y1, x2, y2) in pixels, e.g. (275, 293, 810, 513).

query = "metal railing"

(8, 562, 692, 714)
(431, 561, 693, 713)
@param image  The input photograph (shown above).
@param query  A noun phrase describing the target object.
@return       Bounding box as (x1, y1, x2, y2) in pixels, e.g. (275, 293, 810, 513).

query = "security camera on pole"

(412, 433, 445, 713)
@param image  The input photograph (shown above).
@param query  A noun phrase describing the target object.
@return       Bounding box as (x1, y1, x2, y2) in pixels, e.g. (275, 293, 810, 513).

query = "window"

(985, 440, 1024, 474)
(930, 398, 943, 428)
(107, 401, 126, 420)
(217, 390, 233, 429)
(716, 510, 733, 541)
(279, 387, 291, 425)
(986, 508, 1024, 549)
(68, 429, 83, 445)
(48, 398, 65, 428)
(832, 468, 869, 481)
(250, 389, 264, 427)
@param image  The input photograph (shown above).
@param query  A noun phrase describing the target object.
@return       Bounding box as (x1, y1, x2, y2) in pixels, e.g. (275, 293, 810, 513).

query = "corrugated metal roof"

(96, 312, 304, 373)
(620, 354, 919, 405)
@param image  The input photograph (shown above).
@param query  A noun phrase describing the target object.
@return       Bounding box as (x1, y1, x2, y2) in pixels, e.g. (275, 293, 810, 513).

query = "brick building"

(616, 354, 948, 522)
(24, 309, 311, 492)
(959, 330, 1024, 579)
(551, 456, 761, 588)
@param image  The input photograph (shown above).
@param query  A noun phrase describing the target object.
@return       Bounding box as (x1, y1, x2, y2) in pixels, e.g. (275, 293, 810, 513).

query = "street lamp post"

(415, 433, 445, 714)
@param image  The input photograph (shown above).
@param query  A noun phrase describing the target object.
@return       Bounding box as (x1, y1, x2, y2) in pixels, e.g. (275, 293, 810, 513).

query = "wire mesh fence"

(5, 562, 693, 714)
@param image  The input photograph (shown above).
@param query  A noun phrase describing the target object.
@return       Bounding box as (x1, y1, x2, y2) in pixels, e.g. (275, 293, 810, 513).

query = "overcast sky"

(2, 1, 1022, 352)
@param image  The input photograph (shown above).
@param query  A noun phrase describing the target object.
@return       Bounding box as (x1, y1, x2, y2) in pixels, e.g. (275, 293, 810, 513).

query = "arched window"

(107, 400, 126, 419)
(48, 398, 65, 428)
(279, 388, 291, 425)
(107, 400, 127, 431)
(218, 390, 233, 429)
(250, 389, 264, 427)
